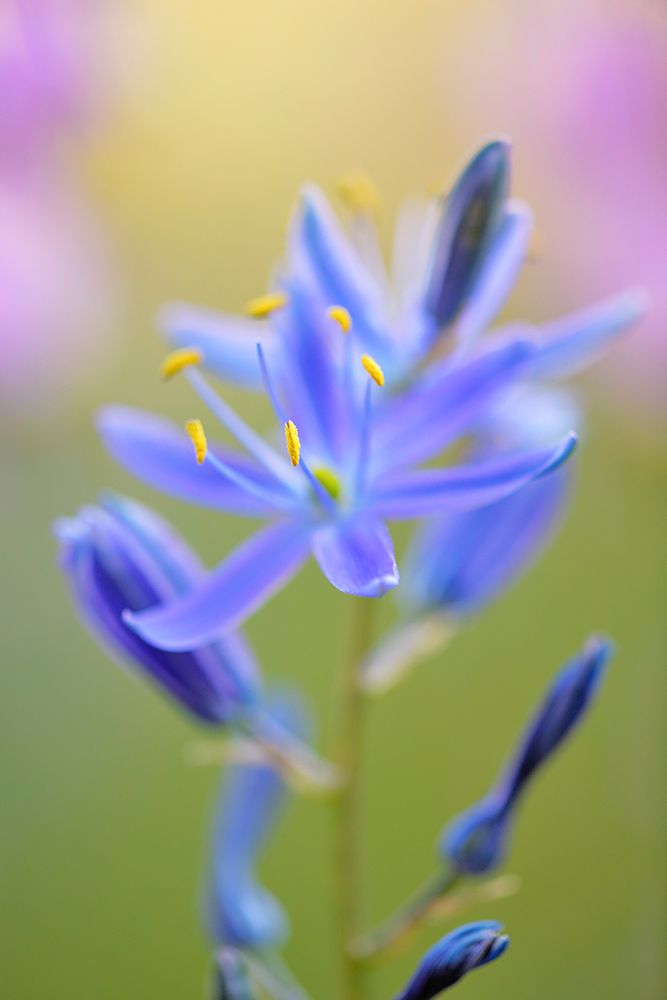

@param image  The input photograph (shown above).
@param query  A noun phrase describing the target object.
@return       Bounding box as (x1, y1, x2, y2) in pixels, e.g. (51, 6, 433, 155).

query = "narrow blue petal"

(372, 340, 534, 474)
(159, 302, 274, 388)
(310, 515, 399, 597)
(454, 202, 532, 354)
(273, 279, 348, 461)
(371, 433, 577, 519)
(525, 289, 648, 379)
(125, 520, 310, 650)
(404, 464, 570, 616)
(424, 140, 510, 329)
(97, 405, 291, 516)
(289, 186, 388, 354)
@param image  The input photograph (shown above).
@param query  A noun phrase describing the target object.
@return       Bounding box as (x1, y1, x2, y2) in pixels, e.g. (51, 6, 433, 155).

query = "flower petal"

(372, 340, 534, 474)
(159, 302, 275, 388)
(273, 279, 348, 461)
(310, 515, 399, 597)
(403, 464, 571, 616)
(125, 520, 310, 650)
(371, 434, 577, 519)
(97, 405, 291, 516)
(504, 289, 647, 379)
(289, 185, 388, 354)
(454, 202, 533, 355)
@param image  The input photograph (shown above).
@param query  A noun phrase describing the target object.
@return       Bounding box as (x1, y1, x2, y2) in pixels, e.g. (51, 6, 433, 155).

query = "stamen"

(327, 305, 352, 333)
(161, 347, 202, 380)
(185, 368, 294, 488)
(245, 292, 288, 319)
(361, 354, 385, 387)
(355, 382, 373, 497)
(185, 419, 207, 465)
(284, 420, 301, 467)
(256, 342, 337, 514)
(337, 171, 381, 216)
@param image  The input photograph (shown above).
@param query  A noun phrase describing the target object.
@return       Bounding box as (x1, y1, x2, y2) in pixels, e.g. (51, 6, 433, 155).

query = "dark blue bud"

(441, 796, 512, 876)
(442, 636, 612, 874)
(54, 493, 260, 724)
(424, 140, 510, 328)
(395, 922, 509, 1000)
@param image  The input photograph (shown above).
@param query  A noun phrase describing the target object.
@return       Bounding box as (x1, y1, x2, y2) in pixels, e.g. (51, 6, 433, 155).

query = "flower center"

(312, 465, 342, 501)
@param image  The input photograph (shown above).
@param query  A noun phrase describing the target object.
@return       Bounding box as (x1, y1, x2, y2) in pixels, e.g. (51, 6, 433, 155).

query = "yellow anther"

(245, 292, 288, 319)
(160, 347, 202, 380)
(284, 420, 301, 467)
(361, 354, 385, 387)
(185, 419, 207, 465)
(327, 305, 352, 333)
(337, 171, 381, 216)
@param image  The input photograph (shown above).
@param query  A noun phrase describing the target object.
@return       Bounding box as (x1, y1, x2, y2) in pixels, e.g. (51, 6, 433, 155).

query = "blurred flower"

(443, 0, 667, 414)
(394, 921, 509, 1000)
(0, 0, 116, 418)
(0, 174, 113, 414)
(0, 0, 98, 164)
(401, 381, 578, 621)
(206, 690, 309, 951)
(54, 493, 259, 724)
(441, 635, 612, 875)
(403, 464, 569, 620)
(162, 141, 642, 390)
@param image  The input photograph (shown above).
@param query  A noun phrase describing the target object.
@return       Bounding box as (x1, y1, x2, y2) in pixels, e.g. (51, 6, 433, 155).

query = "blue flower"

(98, 302, 575, 650)
(441, 636, 612, 875)
(395, 922, 509, 1000)
(161, 141, 643, 390)
(54, 493, 259, 724)
(206, 690, 309, 951)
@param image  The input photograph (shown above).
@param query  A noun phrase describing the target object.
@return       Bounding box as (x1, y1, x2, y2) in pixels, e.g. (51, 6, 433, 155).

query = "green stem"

(351, 869, 460, 965)
(333, 598, 375, 1000)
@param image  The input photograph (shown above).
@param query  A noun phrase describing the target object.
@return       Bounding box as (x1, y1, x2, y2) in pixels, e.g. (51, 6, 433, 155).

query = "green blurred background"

(2, 1, 665, 998)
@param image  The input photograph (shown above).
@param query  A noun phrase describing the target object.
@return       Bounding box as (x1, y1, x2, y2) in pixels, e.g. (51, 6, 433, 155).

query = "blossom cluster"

(56, 141, 639, 998)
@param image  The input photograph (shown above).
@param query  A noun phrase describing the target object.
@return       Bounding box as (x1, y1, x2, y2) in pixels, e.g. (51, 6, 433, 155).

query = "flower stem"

(350, 869, 461, 964)
(333, 598, 375, 1000)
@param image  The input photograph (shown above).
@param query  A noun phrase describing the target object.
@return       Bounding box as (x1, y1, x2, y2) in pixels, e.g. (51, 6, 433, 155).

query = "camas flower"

(441, 635, 612, 875)
(394, 921, 509, 1000)
(161, 140, 644, 392)
(96, 141, 642, 651)
(54, 493, 259, 724)
(206, 690, 309, 951)
(99, 312, 575, 650)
